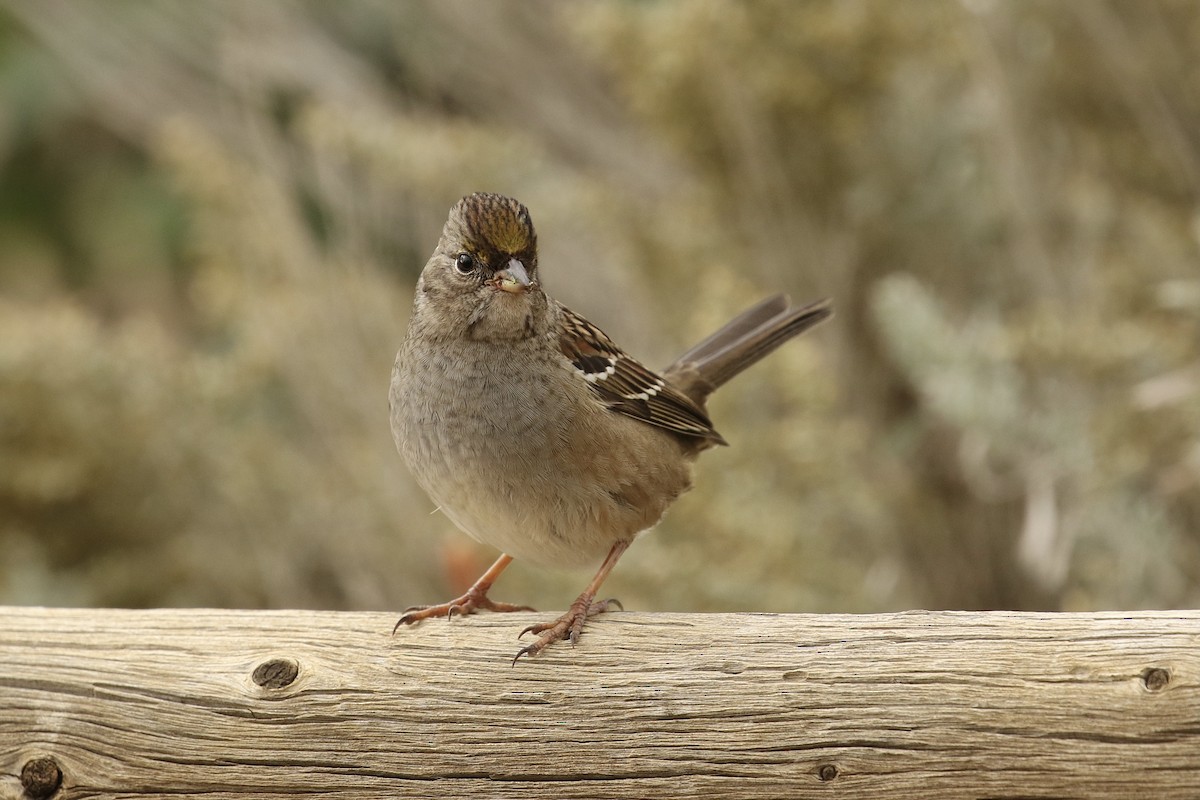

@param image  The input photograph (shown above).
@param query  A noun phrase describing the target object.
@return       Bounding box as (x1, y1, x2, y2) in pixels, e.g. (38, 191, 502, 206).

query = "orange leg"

(393, 553, 533, 633)
(513, 540, 630, 663)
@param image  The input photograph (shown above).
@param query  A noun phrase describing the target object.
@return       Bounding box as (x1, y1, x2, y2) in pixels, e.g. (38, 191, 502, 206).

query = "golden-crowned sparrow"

(390, 192, 832, 661)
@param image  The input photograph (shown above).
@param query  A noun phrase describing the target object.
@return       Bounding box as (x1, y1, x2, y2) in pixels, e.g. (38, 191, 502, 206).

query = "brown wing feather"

(557, 303, 726, 445)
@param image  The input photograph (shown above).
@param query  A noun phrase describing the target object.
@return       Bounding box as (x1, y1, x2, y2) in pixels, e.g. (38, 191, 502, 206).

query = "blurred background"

(0, 0, 1197, 616)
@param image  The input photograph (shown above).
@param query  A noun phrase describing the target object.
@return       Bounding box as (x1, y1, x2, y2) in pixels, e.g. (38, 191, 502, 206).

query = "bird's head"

(413, 193, 548, 342)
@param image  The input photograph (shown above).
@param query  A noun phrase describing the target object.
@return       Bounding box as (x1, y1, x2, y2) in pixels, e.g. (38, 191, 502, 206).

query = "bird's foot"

(393, 589, 534, 634)
(512, 593, 623, 663)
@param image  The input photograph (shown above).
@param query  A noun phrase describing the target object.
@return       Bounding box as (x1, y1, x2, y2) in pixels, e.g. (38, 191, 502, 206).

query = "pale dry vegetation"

(0, 1, 1197, 615)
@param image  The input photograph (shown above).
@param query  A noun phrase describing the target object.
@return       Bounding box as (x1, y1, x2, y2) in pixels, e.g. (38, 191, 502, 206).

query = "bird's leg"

(393, 553, 533, 633)
(513, 539, 630, 663)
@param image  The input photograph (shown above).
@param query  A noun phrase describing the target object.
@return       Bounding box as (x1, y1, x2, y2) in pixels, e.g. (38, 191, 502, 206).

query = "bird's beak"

(494, 258, 532, 293)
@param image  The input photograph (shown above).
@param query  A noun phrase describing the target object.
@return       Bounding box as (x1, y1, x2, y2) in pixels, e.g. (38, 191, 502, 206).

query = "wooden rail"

(1, 607, 1198, 799)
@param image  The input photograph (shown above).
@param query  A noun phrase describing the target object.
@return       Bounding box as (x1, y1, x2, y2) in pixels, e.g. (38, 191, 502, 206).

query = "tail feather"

(664, 295, 832, 405)
(670, 294, 792, 366)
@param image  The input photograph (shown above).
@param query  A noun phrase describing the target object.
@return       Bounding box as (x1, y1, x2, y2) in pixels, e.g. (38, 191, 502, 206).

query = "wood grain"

(1, 607, 1198, 799)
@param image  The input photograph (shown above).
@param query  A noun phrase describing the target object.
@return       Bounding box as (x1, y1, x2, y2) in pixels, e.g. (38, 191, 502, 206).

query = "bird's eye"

(454, 253, 476, 274)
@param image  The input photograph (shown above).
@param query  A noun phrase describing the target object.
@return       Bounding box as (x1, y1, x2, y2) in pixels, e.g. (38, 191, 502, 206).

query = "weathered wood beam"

(2, 607, 1197, 799)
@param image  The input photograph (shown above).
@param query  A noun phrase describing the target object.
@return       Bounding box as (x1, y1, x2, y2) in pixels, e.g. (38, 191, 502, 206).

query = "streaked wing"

(557, 303, 725, 444)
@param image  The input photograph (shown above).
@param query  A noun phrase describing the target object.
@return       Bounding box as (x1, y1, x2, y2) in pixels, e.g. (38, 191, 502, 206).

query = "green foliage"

(0, 1, 1196, 613)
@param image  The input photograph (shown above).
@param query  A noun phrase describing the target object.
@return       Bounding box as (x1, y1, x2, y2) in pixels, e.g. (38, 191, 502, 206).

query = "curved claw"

(512, 644, 538, 665)
(394, 603, 445, 632)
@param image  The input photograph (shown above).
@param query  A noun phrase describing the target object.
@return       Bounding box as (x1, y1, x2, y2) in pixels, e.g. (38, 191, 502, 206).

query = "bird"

(389, 192, 832, 662)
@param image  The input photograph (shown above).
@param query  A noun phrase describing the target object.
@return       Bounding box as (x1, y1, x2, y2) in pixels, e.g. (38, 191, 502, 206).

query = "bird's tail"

(664, 295, 833, 405)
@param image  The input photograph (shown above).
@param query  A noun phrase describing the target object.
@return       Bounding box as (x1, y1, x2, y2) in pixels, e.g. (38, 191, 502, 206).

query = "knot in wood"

(1141, 666, 1170, 692)
(20, 756, 63, 799)
(817, 763, 839, 782)
(252, 657, 299, 689)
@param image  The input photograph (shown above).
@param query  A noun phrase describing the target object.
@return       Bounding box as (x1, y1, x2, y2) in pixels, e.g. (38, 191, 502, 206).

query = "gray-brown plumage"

(389, 192, 832, 660)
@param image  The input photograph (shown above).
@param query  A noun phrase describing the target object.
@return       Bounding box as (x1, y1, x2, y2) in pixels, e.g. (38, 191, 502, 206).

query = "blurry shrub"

(0, 0, 1196, 613)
